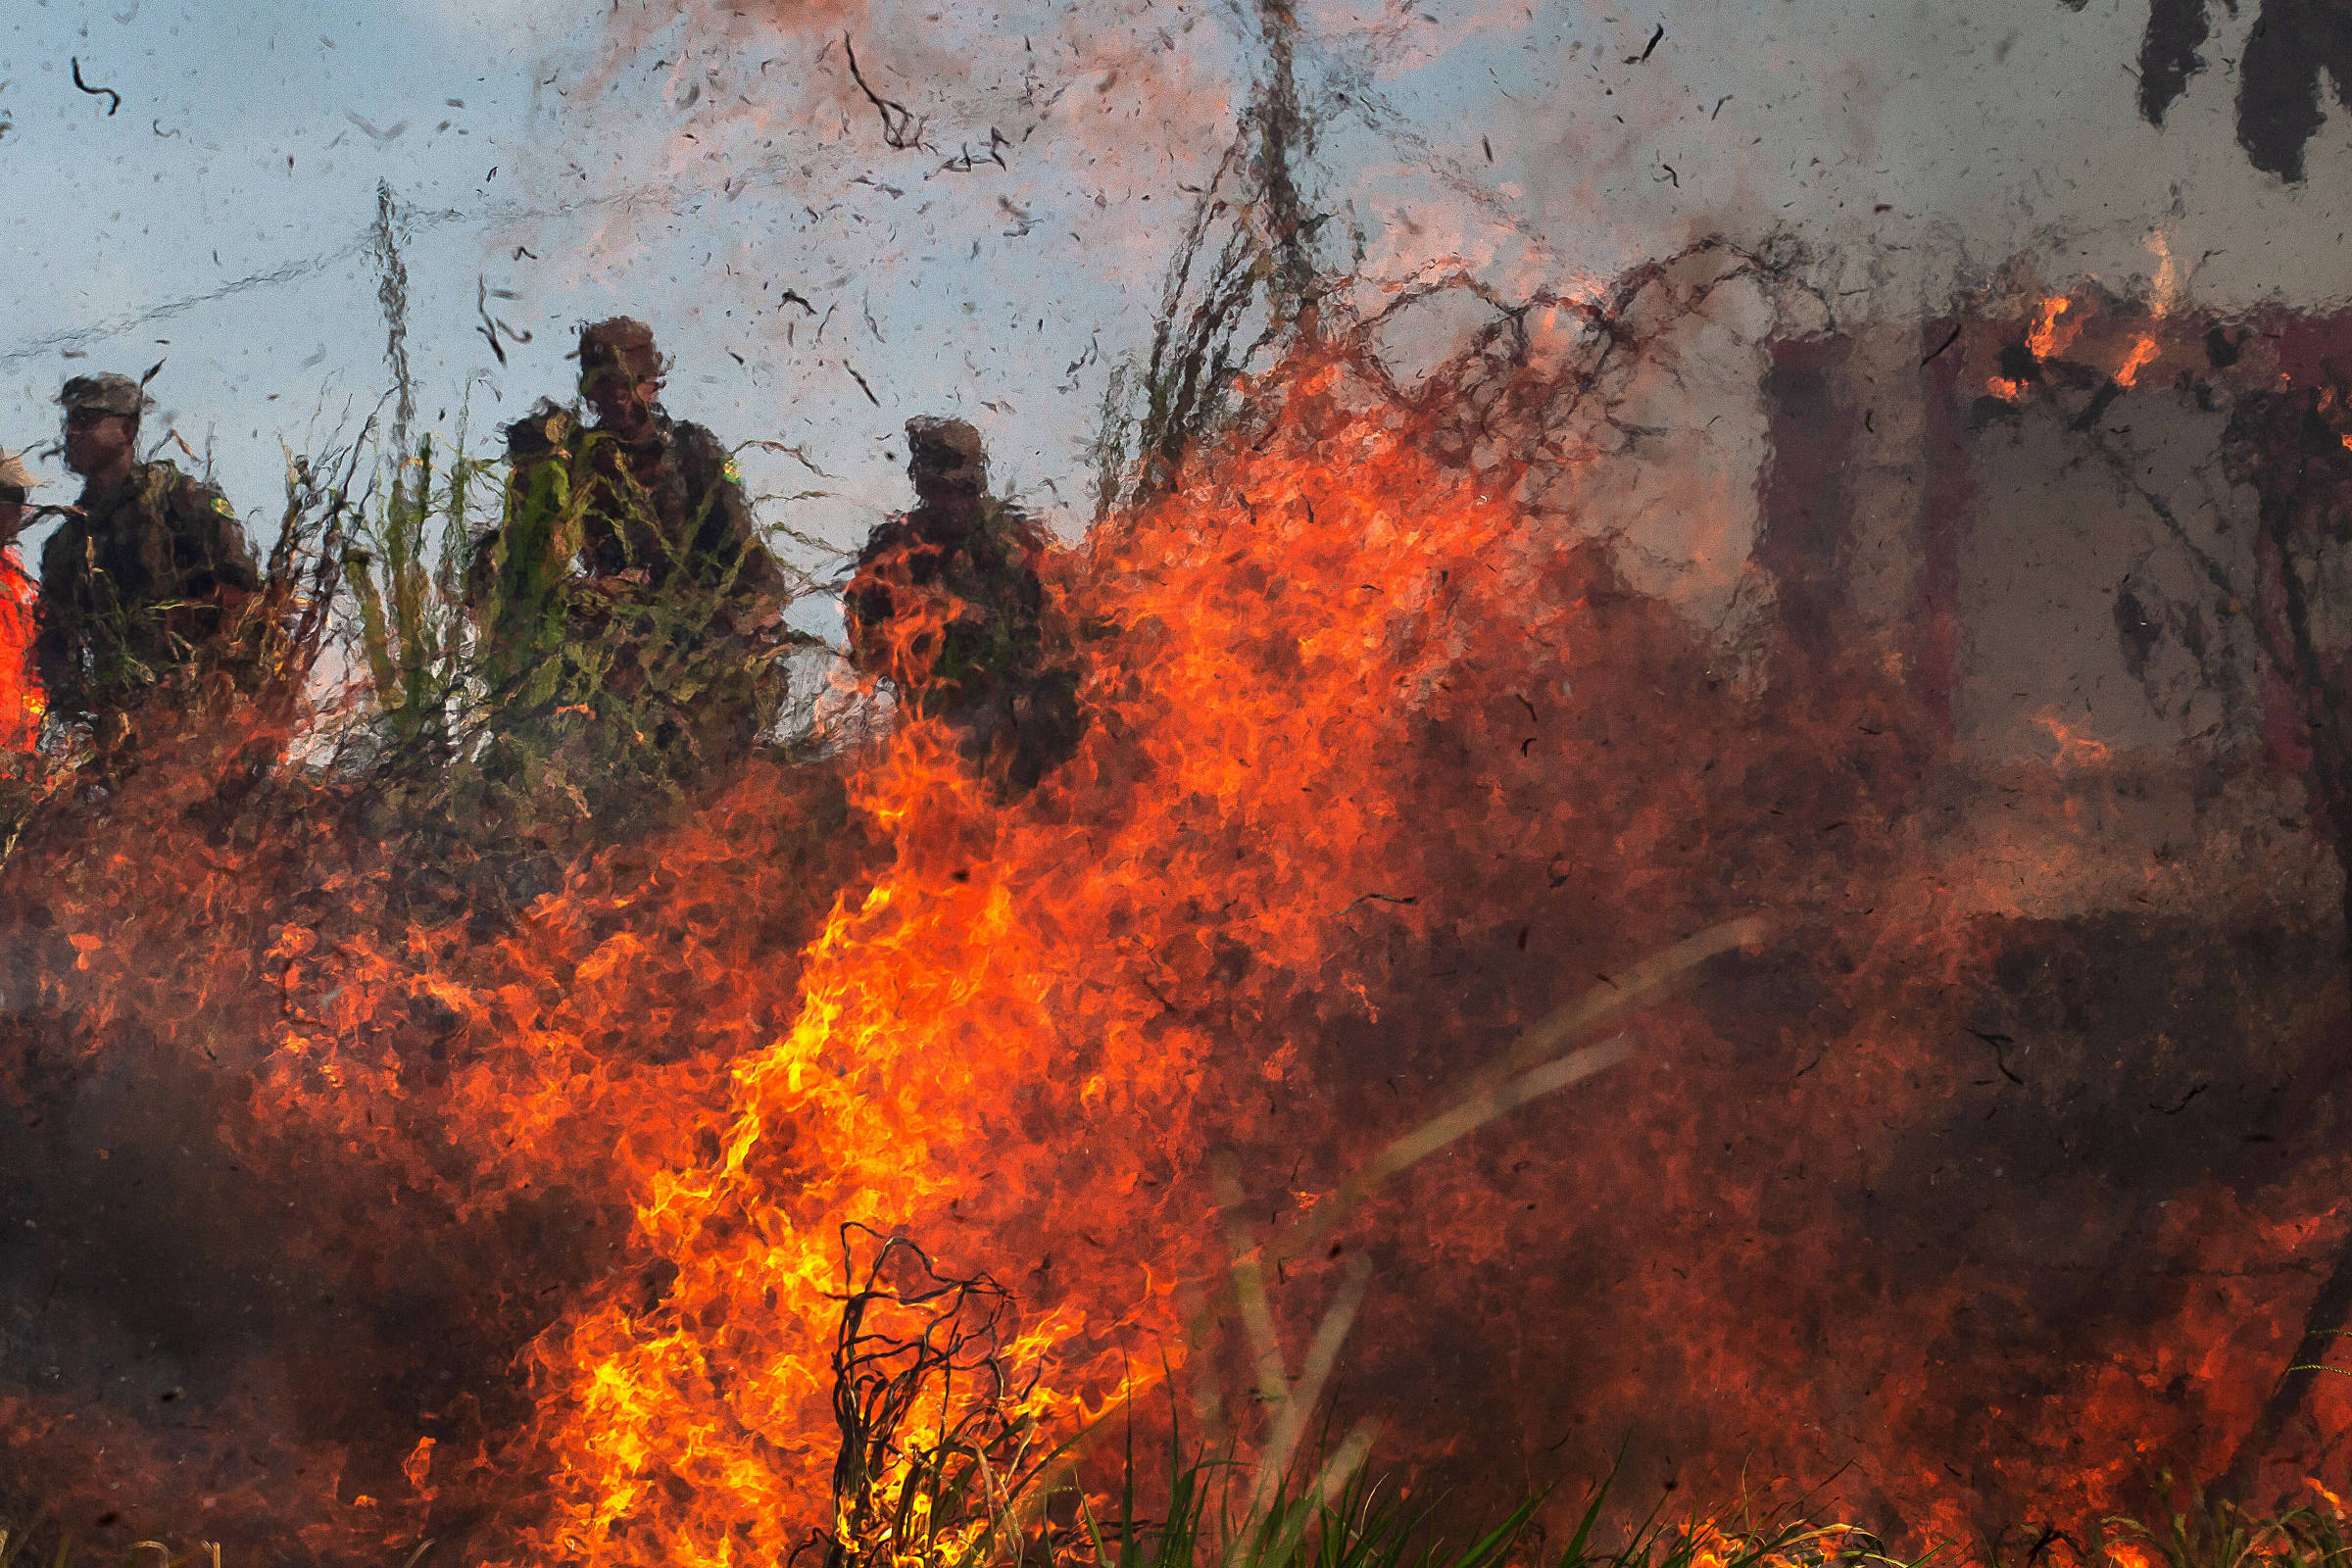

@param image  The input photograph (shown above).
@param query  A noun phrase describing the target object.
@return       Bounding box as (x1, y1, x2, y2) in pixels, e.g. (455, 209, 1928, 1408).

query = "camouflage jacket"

(481, 403, 786, 635)
(33, 461, 259, 717)
(845, 495, 1050, 719)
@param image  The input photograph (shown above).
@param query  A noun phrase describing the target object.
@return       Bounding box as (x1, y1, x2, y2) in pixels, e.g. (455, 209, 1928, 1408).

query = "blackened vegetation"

(818, 1228, 1050, 1568)
(2133, 0, 2352, 181)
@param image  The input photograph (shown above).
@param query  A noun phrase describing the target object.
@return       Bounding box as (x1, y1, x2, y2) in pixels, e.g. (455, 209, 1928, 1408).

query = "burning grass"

(2, 246, 2347, 1568)
(0, 1462, 1834, 1568)
(12, 1450, 2352, 1568)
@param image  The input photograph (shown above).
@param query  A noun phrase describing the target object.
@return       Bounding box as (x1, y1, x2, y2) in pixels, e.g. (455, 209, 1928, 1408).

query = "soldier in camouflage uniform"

(845, 417, 1081, 790)
(34, 374, 260, 751)
(470, 318, 790, 768)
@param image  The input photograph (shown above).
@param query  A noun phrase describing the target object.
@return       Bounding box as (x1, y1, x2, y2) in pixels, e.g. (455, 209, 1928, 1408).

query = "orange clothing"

(0, 549, 44, 750)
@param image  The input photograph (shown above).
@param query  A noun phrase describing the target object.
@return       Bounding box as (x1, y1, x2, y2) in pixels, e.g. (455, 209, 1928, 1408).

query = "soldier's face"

(909, 451, 981, 500)
(582, 358, 661, 433)
(62, 409, 134, 476)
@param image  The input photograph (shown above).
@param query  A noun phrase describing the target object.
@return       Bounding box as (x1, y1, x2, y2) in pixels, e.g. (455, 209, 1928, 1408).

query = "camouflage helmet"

(58, 372, 150, 418)
(576, 316, 663, 376)
(906, 416, 986, 491)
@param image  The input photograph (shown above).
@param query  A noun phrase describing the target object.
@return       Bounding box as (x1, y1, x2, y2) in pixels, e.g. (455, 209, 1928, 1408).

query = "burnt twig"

(473, 275, 531, 368)
(940, 127, 1011, 173)
(71, 58, 122, 116)
(819, 1226, 1043, 1568)
(842, 35, 926, 151)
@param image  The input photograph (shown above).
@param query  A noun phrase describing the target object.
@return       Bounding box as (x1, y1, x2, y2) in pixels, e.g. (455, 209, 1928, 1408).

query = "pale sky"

(2, 0, 2346, 622)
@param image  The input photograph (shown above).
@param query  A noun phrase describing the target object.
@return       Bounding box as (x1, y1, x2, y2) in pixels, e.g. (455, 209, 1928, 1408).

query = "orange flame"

(512, 355, 1592, 1564)
(403, 1438, 438, 1505)
(2113, 335, 2159, 388)
(2028, 296, 2076, 361)
(2034, 708, 2113, 770)
(0, 549, 42, 753)
(4, 326, 2347, 1567)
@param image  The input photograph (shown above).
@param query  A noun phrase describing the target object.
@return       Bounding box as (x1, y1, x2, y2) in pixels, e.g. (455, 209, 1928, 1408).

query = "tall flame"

(3, 316, 2347, 1567)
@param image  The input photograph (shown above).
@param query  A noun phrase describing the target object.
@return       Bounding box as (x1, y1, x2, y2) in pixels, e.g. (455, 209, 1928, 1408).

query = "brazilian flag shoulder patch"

(721, 455, 743, 487)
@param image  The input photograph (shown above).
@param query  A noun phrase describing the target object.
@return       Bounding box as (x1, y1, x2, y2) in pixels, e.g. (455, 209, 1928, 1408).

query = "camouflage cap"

(0, 450, 38, 495)
(906, 416, 987, 489)
(58, 372, 149, 417)
(577, 316, 662, 370)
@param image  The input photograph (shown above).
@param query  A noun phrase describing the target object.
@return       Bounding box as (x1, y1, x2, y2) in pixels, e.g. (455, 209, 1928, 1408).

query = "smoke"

(5, 0, 2352, 1561)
